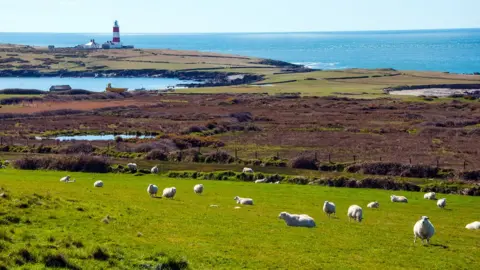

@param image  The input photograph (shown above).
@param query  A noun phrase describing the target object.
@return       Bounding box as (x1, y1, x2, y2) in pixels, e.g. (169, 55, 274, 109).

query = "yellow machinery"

(106, 83, 128, 93)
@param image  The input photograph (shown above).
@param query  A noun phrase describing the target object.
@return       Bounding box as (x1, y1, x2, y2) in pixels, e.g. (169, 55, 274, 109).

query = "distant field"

(179, 70, 480, 97)
(0, 169, 479, 269)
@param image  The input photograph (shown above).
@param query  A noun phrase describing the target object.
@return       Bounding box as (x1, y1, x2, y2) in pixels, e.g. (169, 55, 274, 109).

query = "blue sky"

(1, 0, 479, 33)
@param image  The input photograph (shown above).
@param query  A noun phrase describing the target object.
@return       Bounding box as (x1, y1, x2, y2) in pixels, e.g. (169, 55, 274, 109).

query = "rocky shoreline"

(0, 69, 268, 87)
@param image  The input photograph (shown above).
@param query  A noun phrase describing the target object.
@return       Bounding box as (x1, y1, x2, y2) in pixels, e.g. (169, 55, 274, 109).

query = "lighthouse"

(101, 20, 134, 49)
(112, 20, 121, 44)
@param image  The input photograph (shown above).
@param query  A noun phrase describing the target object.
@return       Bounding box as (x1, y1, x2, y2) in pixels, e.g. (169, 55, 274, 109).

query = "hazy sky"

(1, 0, 479, 33)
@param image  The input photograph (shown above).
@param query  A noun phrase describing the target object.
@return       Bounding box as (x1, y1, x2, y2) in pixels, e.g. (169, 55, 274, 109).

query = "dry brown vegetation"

(2, 93, 480, 171)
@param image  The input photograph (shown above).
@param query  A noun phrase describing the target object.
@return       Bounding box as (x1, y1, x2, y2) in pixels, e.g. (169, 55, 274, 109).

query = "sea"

(1, 29, 479, 73)
(0, 29, 479, 91)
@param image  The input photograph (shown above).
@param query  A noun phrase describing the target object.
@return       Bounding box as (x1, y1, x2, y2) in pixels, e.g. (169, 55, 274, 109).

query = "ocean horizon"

(1, 28, 479, 73)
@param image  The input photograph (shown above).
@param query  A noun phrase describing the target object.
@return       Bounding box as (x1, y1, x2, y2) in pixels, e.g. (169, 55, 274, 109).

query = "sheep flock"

(56, 164, 479, 245)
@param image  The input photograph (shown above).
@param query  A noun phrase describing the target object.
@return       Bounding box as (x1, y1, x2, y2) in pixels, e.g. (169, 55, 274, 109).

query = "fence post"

(409, 158, 412, 165)
(353, 155, 356, 163)
(314, 152, 318, 161)
(0, 137, 2, 145)
(328, 153, 331, 163)
(379, 157, 382, 162)
(436, 157, 439, 168)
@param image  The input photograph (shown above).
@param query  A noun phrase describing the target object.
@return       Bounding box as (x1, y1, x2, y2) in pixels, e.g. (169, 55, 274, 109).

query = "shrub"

(13, 155, 110, 173)
(459, 170, 480, 181)
(146, 149, 169, 161)
(60, 143, 95, 154)
(170, 135, 224, 149)
(114, 136, 123, 143)
(346, 162, 454, 179)
(230, 112, 252, 122)
(182, 125, 206, 134)
(204, 151, 235, 164)
(289, 155, 318, 170)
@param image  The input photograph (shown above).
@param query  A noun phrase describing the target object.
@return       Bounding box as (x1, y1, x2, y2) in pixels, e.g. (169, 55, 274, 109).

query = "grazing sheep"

(193, 184, 204, 194)
(437, 198, 446, 208)
(242, 167, 254, 173)
(278, 212, 316, 228)
(93, 180, 104, 188)
(162, 187, 176, 199)
(60, 176, 70, 182)
(347, 205, 363, 222)
(414, 216, 435, 244)
(151, 166, 159, 174)
(255, 178, 267, 183)
(127, 163, 137, 172)
(234, 196, 253, 205)
(390, 195, 408, 203)
(465, 221, 480, 230)
(323, 201, 336, 218)
(367, 201, 379, 208)
(424, 192, 437, 200)
(274, 181, 280, 184)
(147, 184, 158, 197)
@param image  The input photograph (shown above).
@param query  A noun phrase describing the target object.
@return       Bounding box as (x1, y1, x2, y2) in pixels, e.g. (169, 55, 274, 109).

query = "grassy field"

(1, 169, 479, 269)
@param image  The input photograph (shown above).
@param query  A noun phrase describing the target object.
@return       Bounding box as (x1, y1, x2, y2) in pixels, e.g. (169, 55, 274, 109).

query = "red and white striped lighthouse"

(112, 20, 120, 44)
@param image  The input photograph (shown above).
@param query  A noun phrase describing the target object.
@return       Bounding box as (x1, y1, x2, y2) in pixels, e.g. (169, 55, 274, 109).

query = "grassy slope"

(1, 169, 479, 269)
(178, 70, 480, 97)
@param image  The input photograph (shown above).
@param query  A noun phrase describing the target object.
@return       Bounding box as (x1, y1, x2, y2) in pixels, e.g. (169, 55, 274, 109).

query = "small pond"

(52, 134, 156, 141)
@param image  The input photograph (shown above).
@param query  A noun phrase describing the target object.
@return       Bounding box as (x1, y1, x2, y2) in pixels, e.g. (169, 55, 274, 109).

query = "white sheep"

(390, 195, 408, 203)
(424, 192, 437, 200)
(323, 201, 336, 218)
(367, 201, 379, 208)
(193, 184, 204, 194)
(234, 196, 253, 205)
(60, 176, 70, 182)
(347, 205, 363, 222)
(242, 167, 254, 173)
(162, 187, 176, 199)
(127, 163, 137, 172)
(465, 221, 480, 230)
(151, 165, 159, 174)
(255, 178, 267, 183)
(278, 212, 316, 228)
(93, 180, 104, 188)
(274, 181, 280, 184)
(147, 184, 158, 197)
(437, 198, 446, 208)
(414, 216, 435, 244)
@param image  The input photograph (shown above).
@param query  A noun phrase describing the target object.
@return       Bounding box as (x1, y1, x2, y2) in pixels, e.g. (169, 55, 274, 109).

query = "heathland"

(0, 169, 479, 269)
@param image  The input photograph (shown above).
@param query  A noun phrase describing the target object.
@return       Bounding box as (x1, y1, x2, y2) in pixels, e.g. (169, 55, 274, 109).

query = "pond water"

(53, 134, 156, 141)
(0, 77, 196, 92)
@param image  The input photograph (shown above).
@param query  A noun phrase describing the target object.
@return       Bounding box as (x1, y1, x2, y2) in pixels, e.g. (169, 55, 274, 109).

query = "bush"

(60, 143, 95, 154)
(289, 155, 318, 170)
(459, 170, 480, 181)
(230, 112, 252, 122)
(204, 151, 235, 164)
(346, 162, 454, 179)
(182, 125, 206, 134)
(170, 135, 224, 149)
(13, 155, 111, 173)
(146, 149, 169, 161)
